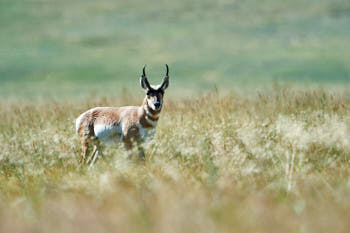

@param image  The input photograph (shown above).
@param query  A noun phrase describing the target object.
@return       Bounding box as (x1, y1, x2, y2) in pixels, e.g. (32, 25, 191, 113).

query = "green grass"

(1, 88, 350, 232)
(1, 0, 350, 98)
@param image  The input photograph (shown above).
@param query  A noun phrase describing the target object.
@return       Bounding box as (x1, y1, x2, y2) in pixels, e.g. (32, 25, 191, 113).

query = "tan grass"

(1, 88, 350, 233)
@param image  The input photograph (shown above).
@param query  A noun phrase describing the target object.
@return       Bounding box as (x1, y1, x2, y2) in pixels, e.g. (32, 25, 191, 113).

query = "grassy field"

(1, 0, 350, 98)
(1, 88, 350, 233)
(1, 0, 350, 232)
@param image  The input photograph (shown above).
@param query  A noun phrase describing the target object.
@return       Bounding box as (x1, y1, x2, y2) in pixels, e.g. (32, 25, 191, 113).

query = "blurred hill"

(1, 0, 350, 98)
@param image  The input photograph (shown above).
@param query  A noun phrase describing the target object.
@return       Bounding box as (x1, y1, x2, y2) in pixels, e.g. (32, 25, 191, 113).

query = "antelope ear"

(160, 76, 169, 90)
(140, 76, 151, 90)
(140, 65, 151, 90)
(160, 64, 169, 90)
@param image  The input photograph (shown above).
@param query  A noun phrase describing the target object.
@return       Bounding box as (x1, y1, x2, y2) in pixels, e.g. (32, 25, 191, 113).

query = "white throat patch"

(146, 98, 157, 111)
(145, 115, 158, 127)
(144, 104, 159, 117)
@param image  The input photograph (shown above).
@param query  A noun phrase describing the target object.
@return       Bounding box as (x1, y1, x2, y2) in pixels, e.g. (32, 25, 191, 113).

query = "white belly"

(94, 124, 123, 143)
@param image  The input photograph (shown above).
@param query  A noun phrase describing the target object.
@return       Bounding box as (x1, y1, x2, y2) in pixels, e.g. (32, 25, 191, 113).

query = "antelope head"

(140, 64, 169, 111)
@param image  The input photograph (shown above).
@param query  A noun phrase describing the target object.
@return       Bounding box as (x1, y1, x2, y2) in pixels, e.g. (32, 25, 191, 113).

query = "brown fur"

(77, 98, 160, 163)
(77, 64, 169, 165)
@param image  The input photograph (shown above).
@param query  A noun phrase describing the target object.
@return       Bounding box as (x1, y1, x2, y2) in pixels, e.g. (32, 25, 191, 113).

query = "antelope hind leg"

(80, 140, 89, 164)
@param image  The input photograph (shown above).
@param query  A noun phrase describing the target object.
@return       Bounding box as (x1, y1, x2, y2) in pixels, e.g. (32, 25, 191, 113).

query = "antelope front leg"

(138, 145, 145, 162)
(123, 138, 134, 160)
(86, 144, 98, 165)
(89, 148, 99, 167)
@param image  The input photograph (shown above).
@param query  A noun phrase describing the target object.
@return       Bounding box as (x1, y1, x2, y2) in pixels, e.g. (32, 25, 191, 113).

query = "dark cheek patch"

(157, 94, 163, 102)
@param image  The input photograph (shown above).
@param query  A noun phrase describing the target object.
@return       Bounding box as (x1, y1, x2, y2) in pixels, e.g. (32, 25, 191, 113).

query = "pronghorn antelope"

(75, 65, 170, 166)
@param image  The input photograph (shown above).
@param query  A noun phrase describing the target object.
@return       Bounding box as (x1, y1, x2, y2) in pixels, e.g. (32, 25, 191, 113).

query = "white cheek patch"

(147, 96, 163, 110)
(144, 104, 159, 117)
(147, 98, 157, 110)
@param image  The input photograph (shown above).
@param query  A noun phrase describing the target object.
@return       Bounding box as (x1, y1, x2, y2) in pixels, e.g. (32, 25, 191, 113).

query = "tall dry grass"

(1, 88, 350, 233)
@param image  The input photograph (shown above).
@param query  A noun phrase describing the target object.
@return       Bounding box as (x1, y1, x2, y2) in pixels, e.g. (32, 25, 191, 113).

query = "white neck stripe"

(144, 104, 159, 118)
(145, 115, 158, 127)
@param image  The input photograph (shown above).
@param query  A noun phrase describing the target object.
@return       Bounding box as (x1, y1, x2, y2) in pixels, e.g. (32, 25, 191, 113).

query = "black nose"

(154, 103, 161, 108)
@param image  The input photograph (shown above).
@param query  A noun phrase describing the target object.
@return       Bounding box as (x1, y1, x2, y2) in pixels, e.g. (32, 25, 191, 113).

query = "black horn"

(160, 64, 169, 90)
(165, 64, 169, 77)
(140, 65, 151, 90)
(142, 65, 147, 77)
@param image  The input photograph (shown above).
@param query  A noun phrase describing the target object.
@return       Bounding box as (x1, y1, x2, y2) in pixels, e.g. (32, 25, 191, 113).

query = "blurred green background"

(1, 0, 350, 98)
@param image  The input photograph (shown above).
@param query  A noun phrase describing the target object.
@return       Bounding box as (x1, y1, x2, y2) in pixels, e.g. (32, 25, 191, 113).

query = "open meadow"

(1, 88, 350, 233)
(1, 0, 350, 232)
